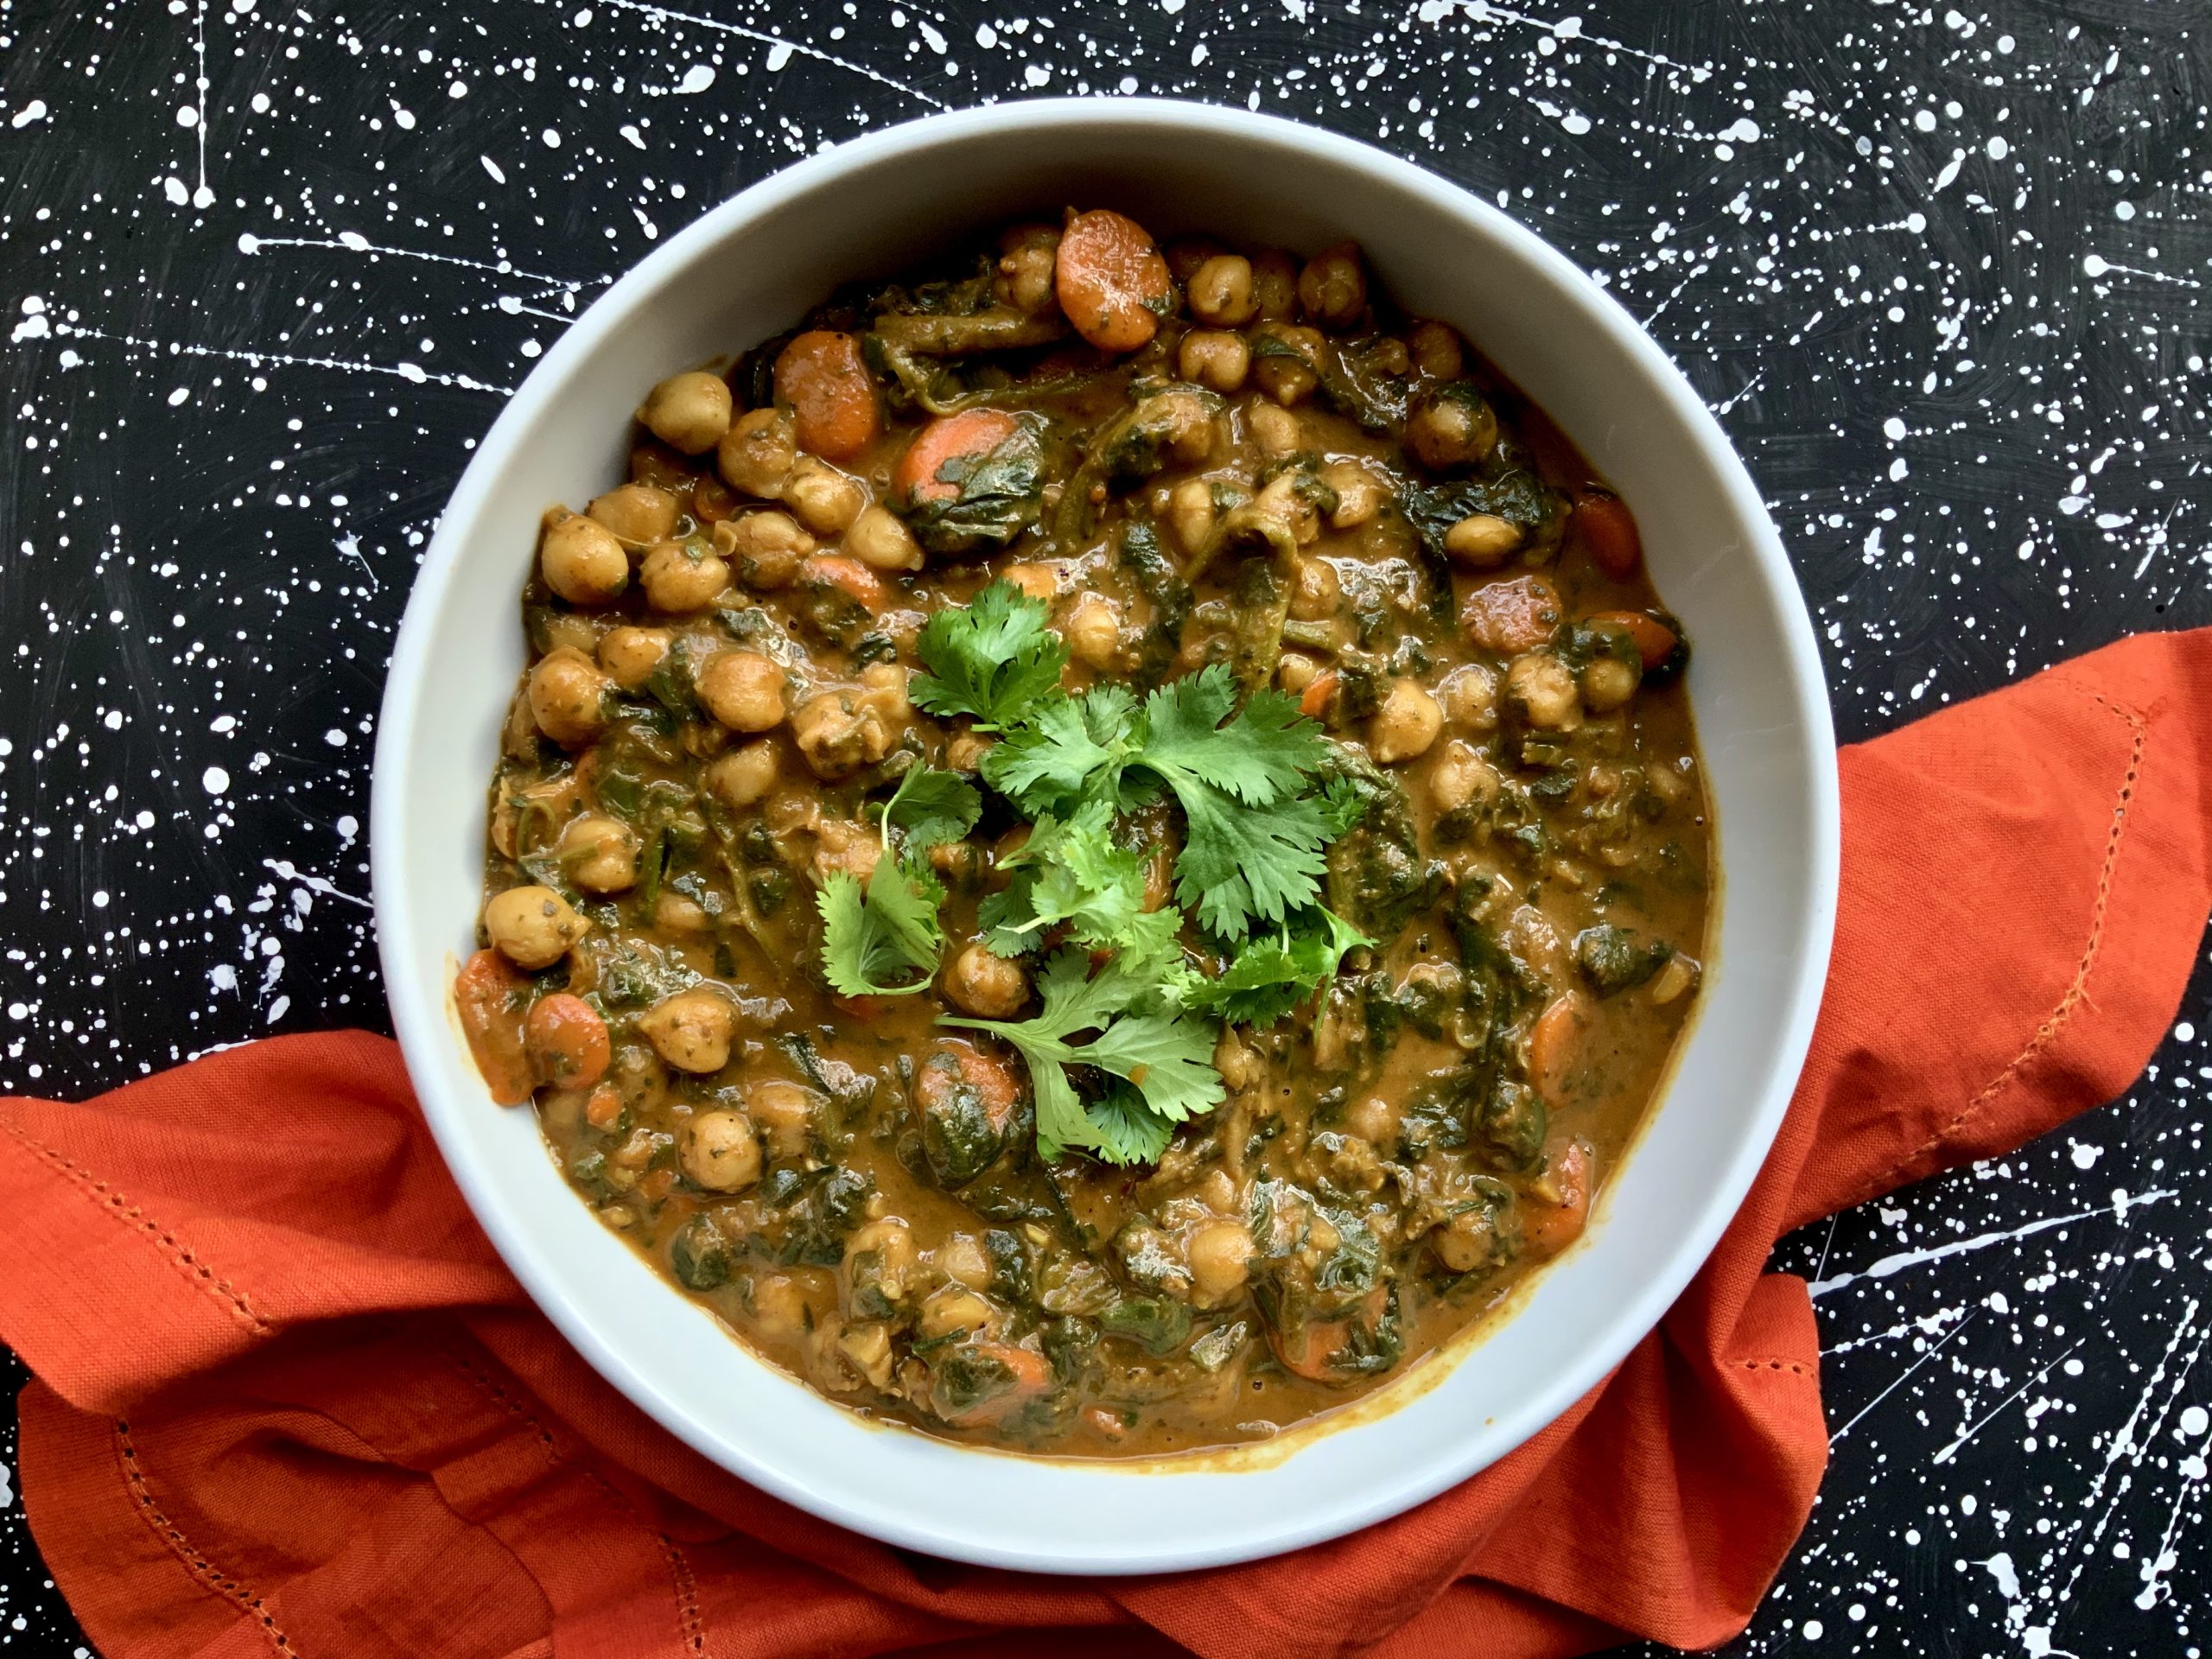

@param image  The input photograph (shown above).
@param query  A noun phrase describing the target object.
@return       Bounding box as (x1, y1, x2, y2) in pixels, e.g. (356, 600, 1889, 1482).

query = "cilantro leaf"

(1176, 906, 1373, 1027)
(980, 801, 1147, 953)
(1084, 1084, 1177, 1166)
(1135, 667, 1328, 805)
(1172, 787, 1335, 938)
(981, 684, 1135, 816)
(817, 857, 948, 998)
(912, 580, 1069, 730)
(877, 763, 982, 854)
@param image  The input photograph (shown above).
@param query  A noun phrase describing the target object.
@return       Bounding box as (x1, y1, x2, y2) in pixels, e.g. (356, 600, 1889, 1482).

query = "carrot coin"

(798, 553, 888, 613)
(893, 408, 1020, 505)
(1054, 209, 1172, 353)
(1460, 574, 1563, 656)
(1299, 669, 1340, 720)
(455, 949, 534, 1105)
(524, 992, 612, 1090)
(772, 330, 879, 461)
(1523, 1139, 1594, 1258)
(1584, 608, 1680, 671)
(1574, 491, 1643, 579)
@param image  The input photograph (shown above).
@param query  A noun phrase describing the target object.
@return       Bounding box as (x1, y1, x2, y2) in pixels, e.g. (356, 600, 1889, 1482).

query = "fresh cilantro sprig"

(1172, 906, 1374, 1028)
(910, 579, 1070, 730)
(816, 765, 981, 998)
(941, 946, 1224, 1164)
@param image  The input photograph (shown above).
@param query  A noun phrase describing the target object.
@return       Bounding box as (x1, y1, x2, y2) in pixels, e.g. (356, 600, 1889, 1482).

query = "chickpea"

(748, 1077, 819, 1160)
(1445, 512, 1523, 569)
(681, 1109, 761, 1192)
(527, 647, 612, 748)
(1142, 386, 1218, 467)
(810, 817, 882, 886)
(938, 1232, 992, 1288)
(857, 661, 912, 724)
(1277, 652, 1321, 695)
(1506, 651, 1582, 732)
(1246, 401, 1304, 455)
(1287, 555, 1340, 621)
(653, 889, 711, 933)
(1322, 460, 1387, 530)
(752, 1272, 810, 1336)
(1255, 471, 1324, 546)
(715, 510, 813, 591)
(994, 221, 1060, 313)
(705, 741, 779, 810)
(560, 813, 640, 893)
(791, 689, 894, 781)
(1297, 241, 1366, 330)
(846, 1217, 920, 1300)
(1250, 248, 1300, 321)
(717, 406, 798, 499)
(1407, 387, 1500, 473)
(638, 370, 732, 455)
(998, 563, 1061, 602)
(843, 504, 923, 572)
(483, 883, 590, 969)
(1165, 478, 1217, 557)
(1407, 319, 1465, 381)
(539, 612, 601, 658)
(945, 730, 993, 772)
(696, 650, 786, 734)
(1433, 1207, 1497, 1273)
(1438, 663, 1501, 732)
(1186, 253, 1257, 327)
(1345, 1093, 1401, 1146)
(1178, 329, 1249, 393)
(1582, 655, 1641, 713)
(587, 481, 682, 546)
(942, 943, 1031, 1018)
(639, 987, 738, 1074)
(538, 511, 628, 607)
(1369, 677, 1443, 764)
(780, 456, 865, 535)
(1186, 1220, 1253, 1304)
(1427, 739, 1501, 813)
(917, 1285, 996, 1342)
(1249, 322, 1323, 406)
(597, 626, 671, 691)
(639, 539, 731, 613)
(1061, 592, 1123, 671)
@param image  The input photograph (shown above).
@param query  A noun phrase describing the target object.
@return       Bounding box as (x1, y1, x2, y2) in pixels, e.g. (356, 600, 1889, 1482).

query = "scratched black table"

(1, 1, 2205, 1652)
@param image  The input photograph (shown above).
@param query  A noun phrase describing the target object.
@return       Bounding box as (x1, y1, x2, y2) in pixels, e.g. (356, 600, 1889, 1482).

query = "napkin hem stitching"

(111, 1416, 299, 1656)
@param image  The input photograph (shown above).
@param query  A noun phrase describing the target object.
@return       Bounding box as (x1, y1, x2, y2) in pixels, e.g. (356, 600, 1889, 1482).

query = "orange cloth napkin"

(6, 629, 2211, 1659)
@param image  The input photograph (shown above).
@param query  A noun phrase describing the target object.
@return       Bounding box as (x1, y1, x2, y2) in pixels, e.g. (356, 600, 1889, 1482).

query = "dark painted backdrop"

(0, 0, 2207, 1652)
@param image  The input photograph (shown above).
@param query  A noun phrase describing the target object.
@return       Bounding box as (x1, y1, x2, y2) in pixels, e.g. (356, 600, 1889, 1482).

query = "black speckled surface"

(1, 0, 2207, 1652)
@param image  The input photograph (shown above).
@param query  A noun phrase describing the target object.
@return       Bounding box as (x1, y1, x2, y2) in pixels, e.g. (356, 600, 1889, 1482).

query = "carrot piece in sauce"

(893, 408, 1020, 506)
(772, 330, 879, 461)
(1523, 1139, 1595, 1259)
(797, 553, 888, 612)
(524, 992, 612, 1090)
(1529, 989, 1592, 1106)
(455, 949, 534, 1105)
(1054, 209, 1172, 353)
(1584, 608, 1680, 671)
(1573, 491, 1642, 579)
(1461, 574, 1563, 656)
(1299, 669, 1339, 720)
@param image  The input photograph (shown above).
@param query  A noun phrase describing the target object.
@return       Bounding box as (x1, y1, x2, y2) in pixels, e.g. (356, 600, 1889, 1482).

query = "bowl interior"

(373, 100, 1837, 1573)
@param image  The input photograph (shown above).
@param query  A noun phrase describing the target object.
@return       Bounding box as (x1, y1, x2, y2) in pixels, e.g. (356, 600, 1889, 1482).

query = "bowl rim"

(372, 95, 1840, 1573)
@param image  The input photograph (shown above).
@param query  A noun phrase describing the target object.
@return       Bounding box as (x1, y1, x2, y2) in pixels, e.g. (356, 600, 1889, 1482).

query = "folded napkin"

(5, 630, 2209, 1659)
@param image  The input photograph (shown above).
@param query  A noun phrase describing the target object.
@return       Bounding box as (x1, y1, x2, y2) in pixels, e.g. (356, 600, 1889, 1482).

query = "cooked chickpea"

(1254, 471, 1324, 546)
(1250, 248, 1300, 321)
(995, 222, 1061, 312)
(639, 540, 731, 613)
(1582, 654, 1641, 713)
(917, 1285, 996, 1341)
(639, 370, 733, 455)
(1407, 319, 1465, 380)
(1369, 678, 1443, 764)
(1247, 400, 1304, 455)
(717, 406, 797, 499)
(1249, 322, 1323, 406)
(560, 813, 639, 893)
(1407, 388, 1500, 472)
(1186, 253, 1257, 326)
(1061, 592, 1123, 671)
(527, 647, 612, 747)
(483, 884, 589, 969)
(539, 612, 600, 658)
(681, 1109, 761, 1191)
(1438, 663, 1501, 732)
(1445, 512, 1523, 569)
(597, 626, 671, 691)
(587, 481, 682, 546)
(942, 943, 1031, 1018)
(998, 563, 1061, 602)
(1142, 386, 1217, 466)
(639, 988, 738, 1074)
(1322, 460, 1387, 530)
(705, 741, 779, 810)
(780, 456, 866, 535)
(810, 816, 882, 886)
(752, 1273, 810, 1336)
(843, 504, 923, 572)
(747, 1078, 819, 1160)
(696, 650, 786, 734)
(945, 730, 993, 772)
(1433, 1207, 1497, 1273)
(1178, 328, 1249, 393)
(653, 889, 711, 933)
(847, 1217, 919, 1292)
(791, 690, 894, 781)
(1428, 739, 1501, 813)
(857, 661, 911, 724)
(1166, 477, 1217, 556)
(1287, 555, 1341, 621)
(538, 511, 628, 606)
(1297, 241, 1366, 330)
(1345, 1093, 1401, 1145)
(1506, 651, 1582, 731)
(716, 510, 814, 591)
(1186, 1221, 1253, 1303)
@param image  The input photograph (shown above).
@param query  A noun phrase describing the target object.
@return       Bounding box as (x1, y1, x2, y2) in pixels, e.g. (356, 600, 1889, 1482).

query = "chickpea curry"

(459, 209, 1711, 1457)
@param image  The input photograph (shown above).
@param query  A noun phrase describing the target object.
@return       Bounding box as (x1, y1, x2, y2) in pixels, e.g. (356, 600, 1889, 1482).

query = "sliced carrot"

(1268, 1287, 1389, 1383)
(1054, 209, 1171, 353)
(524, 993, 612, 1090)
(455, 949, 534, 1105)
(1298, 669, 1339, 720)
(798, 553, 888, 613)
(1584, 609, 1680, 671)
(583, 1083, 625, 1131)
(1528, 990, 1592, 1105)
(1523, 1139, 1594, 1259)
(1460, 574, 1562, 656)
(1573, 491, 1642, 579)
(934, 1341, 1056, 1425)
(919, 1039, 1023, 1135)
(893, 408, 1020, 505)
(772, 330, 879, 461)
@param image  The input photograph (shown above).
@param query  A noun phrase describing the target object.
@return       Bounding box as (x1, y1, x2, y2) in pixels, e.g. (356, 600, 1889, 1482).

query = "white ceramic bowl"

(373, 99, 1839, 1574)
